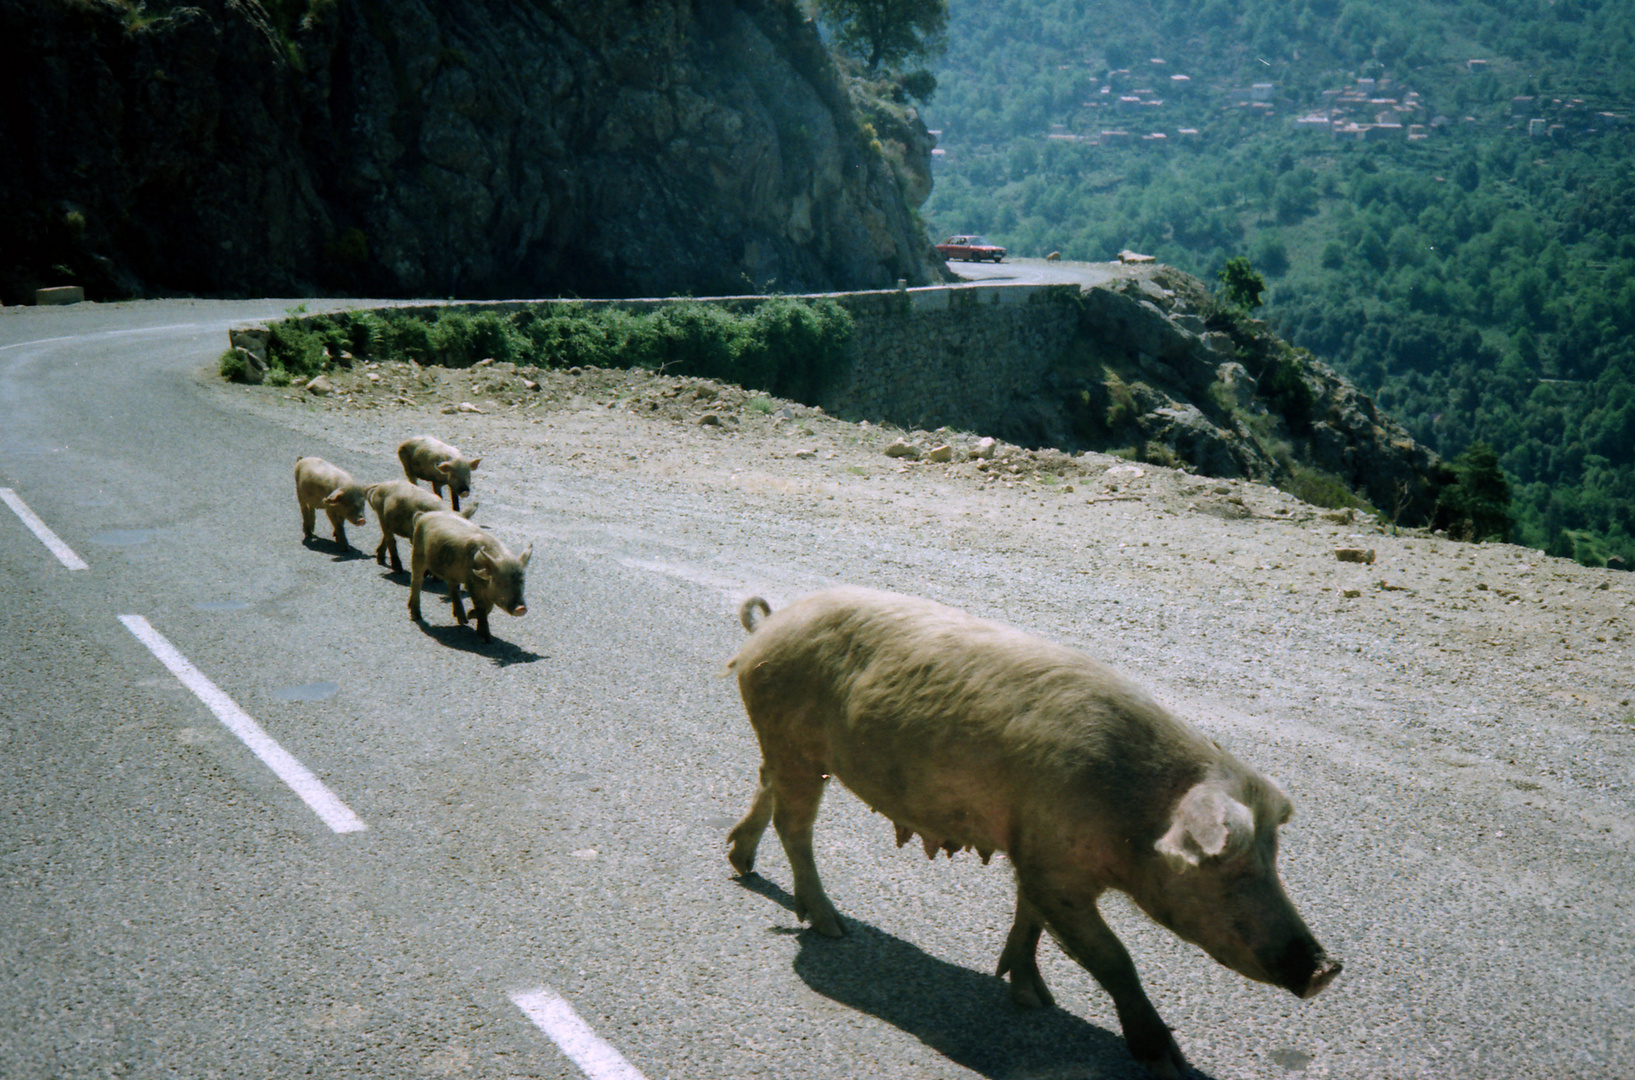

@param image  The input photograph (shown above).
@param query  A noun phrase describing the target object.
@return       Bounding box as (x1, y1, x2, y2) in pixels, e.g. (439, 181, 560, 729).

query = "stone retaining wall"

(278, 282, 1084, 435)
(818, 283, 1081, 432)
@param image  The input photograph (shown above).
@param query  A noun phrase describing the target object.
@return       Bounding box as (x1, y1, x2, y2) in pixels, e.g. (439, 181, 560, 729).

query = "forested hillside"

(919, 0, 1635, 566)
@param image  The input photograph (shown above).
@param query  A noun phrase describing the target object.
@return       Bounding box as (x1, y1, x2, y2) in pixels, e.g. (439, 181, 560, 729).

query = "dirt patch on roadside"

(227, 356, 1635, 751)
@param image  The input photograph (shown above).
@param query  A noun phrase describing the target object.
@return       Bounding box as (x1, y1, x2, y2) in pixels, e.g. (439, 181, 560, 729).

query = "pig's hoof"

(1006, 973, 1055, 1010)
(798, 903, 845, 938)
(1131, 1029, 1189, 1080)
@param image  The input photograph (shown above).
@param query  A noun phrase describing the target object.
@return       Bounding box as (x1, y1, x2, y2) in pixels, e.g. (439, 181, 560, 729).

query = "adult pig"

(407, 511, 530, 642)
(725, 586, 1341, 1079)
(365, 479, 476, 573)
(294, 456, 369, 551)
(397, 435, 480, 511)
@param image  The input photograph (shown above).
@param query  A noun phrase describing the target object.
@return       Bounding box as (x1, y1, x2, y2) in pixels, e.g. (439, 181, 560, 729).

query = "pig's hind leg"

(770, 767, 843, 937)
(727, 764, 776, 876)
(729, 756, 843, 936)
(997, 891, 1056, 1008)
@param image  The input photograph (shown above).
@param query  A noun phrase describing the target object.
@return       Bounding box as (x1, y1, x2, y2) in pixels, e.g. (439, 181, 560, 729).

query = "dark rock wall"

(0, 0, 944, 302)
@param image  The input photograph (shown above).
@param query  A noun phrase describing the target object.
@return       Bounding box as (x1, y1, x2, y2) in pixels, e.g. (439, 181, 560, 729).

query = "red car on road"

(936, 235, 1006, 262)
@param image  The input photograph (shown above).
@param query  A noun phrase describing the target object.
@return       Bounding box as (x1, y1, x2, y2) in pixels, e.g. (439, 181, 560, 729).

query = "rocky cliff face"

(1060, 266, 1443, 523)
(0, 0, 944, 302)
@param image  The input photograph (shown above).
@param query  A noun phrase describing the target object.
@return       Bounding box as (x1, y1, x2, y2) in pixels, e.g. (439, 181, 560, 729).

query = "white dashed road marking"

(1, 487, 89, 570)
(509, 986, 649, 1080)
(118, 614, 367, 834)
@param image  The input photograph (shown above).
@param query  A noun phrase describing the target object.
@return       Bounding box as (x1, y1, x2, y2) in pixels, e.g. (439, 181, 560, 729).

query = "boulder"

(883, 438, 921, 460)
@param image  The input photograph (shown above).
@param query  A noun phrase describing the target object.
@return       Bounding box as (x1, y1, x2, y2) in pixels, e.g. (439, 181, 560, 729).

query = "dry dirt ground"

(221, 354, 1634, 1076)
(238, 355, 1635, 755)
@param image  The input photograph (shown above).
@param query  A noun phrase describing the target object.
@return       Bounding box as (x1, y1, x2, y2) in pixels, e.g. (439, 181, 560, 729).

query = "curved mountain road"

(2, 299, 1631, 1080)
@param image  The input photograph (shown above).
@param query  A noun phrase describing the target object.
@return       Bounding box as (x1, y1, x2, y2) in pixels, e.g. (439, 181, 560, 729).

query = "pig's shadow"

(303, 537, 369, 562)
(735, 874, 1217, 1080)
(414, 616, 544, 666)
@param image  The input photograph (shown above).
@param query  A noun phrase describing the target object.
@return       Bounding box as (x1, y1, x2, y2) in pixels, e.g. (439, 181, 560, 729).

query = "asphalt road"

(947, 256, 1119, 289)
(2, 299, 1631, 1080)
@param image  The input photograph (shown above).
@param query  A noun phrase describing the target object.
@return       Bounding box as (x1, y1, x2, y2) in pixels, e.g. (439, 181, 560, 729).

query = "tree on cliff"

(819, 0, 947, 72)
(1437, 443, 1514, 543)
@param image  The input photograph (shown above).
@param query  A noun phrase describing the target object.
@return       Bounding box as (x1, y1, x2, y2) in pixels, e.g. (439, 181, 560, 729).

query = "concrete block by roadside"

(36, 286, 85, 305)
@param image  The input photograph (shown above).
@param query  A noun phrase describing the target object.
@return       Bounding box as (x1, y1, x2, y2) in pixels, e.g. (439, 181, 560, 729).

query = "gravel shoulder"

(214, 354, 1635, 1077)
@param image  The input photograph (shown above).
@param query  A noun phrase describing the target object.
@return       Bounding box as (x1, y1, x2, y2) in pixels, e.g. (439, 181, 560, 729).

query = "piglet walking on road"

(294, 456, 369, 551)
(366, 478, 476, 573)
(397, 435, 480, 511)
(407, 511, 530, 642)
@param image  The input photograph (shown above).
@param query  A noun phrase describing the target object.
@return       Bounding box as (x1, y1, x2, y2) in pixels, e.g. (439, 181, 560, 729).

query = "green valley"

(917, 0, 1635, 566)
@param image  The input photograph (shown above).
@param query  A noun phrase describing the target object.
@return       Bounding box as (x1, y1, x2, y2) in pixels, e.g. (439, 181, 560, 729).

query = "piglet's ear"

(323, 489, 345, 506)
(468, 457, 481, 469)
(518, 543, 532, 568)
(1155, 782, 1255, 870)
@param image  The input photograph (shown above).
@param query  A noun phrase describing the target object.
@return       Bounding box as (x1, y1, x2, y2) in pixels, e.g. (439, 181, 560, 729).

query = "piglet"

(407, 510, 531, 642)
(365, 478, 476, 573)
(294, 456, 369, 551)
(397, 435, 480, 511)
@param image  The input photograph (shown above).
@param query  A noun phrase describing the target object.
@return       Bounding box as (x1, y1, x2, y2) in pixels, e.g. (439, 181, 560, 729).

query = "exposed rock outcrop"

(0, 0, 944, 302)
(1065, 265, 1442, 522)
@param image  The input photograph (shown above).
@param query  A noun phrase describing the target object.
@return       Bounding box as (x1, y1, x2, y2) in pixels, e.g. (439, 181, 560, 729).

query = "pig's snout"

(1299, 955, 1343, 999)
(507, 603, 527, 617)
(1271, 936, 1342, 999)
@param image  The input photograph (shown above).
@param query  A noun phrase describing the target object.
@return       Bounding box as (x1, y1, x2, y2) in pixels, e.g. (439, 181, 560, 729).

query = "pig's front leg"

(447, 581, 467, 626)
(472, 599, 491, 642)
(997, 890, 1055, 1008)
(376, 526, 399, 570)
(326, 506, 349, 549)
(1028, 885, 1189, 1080)
(408, 545, 427, 621)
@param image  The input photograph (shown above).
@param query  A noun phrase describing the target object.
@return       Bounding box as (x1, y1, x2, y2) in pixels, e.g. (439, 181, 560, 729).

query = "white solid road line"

(118, 614, 367, 834)
(509, 986, 649, 1080)
(1, 487, 90, 570)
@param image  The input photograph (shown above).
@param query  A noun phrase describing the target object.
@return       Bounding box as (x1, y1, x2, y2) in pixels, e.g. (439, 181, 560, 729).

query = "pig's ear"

(519, 543, 532, 568)
(1155, 782, 1256, 870)
(323, 488, 345, 506)
(437, 462, 455, 478)
(468, 457, 481, 470)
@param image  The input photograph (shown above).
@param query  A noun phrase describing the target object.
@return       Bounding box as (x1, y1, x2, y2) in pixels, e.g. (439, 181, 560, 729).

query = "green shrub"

(1282, 464, 1371, 511)
(251, 298, 855, 400)
(219, 348, 248, 382)
(266, 320, 329, 377)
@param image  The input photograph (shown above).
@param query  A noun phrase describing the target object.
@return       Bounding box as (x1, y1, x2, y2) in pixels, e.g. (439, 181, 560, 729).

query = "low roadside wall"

(300, 281, 1084, 434)
(820, 283, 1080, 433)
